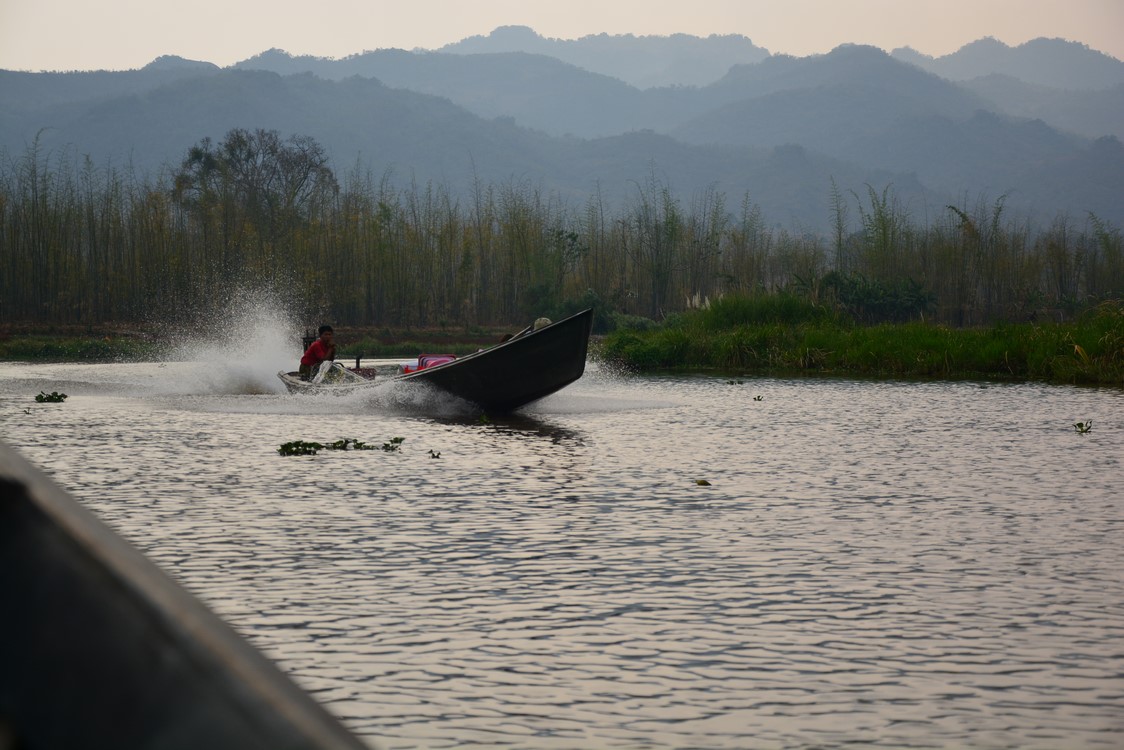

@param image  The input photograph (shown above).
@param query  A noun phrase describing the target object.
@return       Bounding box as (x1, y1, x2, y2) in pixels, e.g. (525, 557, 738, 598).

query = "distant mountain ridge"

(2, 29, 1122, 232)
(0, 67, 919, 228)
(438, 25, 771, 88)
(958, 74, 1124, 140)
(892, 36, 1124, 90)
(227, 32, 1124, 140)
(233, 47, 651, 137)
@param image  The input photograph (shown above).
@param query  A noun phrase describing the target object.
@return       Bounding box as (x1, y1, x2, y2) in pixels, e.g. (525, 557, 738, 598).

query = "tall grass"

(1, 136, 1121, 333)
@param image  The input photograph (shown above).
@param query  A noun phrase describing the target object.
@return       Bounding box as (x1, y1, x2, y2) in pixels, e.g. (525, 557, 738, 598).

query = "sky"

(1, 0, 1122, 72)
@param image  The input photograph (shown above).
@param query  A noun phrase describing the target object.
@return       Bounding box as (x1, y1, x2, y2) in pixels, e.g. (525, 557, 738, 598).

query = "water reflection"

(1, 361, 1122, 749)
(435, 412, 586, 443)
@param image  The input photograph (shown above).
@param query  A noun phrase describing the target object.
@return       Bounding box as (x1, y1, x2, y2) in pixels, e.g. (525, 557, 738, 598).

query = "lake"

(1, 350, 1122, 749)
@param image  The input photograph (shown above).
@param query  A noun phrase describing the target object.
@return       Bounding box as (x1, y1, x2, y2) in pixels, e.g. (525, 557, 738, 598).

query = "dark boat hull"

(397, 308, 593, 413)
(0, 444, 367, 749)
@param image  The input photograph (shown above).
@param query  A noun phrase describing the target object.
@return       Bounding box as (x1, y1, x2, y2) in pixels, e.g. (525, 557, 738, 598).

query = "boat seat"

(400, 354, 456, 374)
(418, 354, 456, 369)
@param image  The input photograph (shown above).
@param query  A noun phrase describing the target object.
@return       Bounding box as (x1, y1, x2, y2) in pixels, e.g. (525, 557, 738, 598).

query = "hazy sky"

(2, 0, 1122, 72)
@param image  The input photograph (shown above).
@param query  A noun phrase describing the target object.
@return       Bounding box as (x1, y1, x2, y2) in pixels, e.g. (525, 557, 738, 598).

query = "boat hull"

(396, 308, 593, 413)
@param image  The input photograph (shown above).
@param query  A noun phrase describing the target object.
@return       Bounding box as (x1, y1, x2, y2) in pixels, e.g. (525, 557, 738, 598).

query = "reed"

(1, 135, 1121, 337)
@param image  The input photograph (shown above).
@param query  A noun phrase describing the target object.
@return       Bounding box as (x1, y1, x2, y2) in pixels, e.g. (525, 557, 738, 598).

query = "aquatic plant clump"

(278, 437, 405, 456)
(278, 440, 325, 456)
(380, 437, 405, 452)
(35, 391, 68, 403)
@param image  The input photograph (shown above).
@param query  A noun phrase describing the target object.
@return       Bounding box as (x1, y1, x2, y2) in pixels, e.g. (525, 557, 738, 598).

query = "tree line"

(1, 129, 1121, 332)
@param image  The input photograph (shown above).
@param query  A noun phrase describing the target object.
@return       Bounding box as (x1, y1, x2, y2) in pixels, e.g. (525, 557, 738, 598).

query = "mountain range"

(2, 27, 1122, 232)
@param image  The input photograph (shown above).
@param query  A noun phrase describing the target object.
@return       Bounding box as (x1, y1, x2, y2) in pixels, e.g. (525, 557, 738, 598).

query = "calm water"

(2, 354, 1122, 749)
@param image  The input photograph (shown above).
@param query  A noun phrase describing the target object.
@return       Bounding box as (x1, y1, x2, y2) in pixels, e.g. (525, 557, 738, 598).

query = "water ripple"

(2, 366, 1122, 748)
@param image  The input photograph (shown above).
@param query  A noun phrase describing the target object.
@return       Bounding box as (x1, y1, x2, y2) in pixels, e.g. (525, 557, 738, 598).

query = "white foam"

(158, 287, 301, 395)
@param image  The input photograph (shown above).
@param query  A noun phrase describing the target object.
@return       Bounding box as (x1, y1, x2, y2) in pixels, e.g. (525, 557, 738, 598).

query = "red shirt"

(300, 340, 333, 367)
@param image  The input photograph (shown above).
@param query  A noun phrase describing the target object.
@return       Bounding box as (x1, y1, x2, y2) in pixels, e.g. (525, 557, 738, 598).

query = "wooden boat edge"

(0, 442, 367, 749)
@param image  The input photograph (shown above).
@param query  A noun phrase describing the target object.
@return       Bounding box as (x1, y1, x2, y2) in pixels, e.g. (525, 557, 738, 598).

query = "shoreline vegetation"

(598, 295, 1124, 386)
(0, 323, 515, 362)
(2, 129, 1122, 385)
(3, 295, 1121, 386)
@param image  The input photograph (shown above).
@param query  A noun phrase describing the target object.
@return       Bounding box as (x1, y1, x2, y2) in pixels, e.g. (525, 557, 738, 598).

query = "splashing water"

(357, 379, 481, 418)
(158, 288, 301, 395)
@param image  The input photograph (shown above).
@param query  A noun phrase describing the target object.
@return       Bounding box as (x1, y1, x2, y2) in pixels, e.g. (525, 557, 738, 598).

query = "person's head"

(318, 324, 334, 342)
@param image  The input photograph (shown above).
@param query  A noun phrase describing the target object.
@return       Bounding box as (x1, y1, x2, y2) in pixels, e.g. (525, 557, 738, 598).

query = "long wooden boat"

(278, 308, 594, 413)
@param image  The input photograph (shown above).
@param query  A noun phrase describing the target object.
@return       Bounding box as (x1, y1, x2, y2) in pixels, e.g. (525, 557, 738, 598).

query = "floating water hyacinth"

(278, 440, 325, 456)
(1074, 420, 1093, 434)
(278, 437, 405, 456)
(35, 391, 67, 403)
(329, 438, 374, 451)
(381, 437, 405, 452)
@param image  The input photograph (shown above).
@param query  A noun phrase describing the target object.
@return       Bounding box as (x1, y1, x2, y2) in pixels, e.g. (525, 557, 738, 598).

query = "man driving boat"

(299, 325, 336, 380)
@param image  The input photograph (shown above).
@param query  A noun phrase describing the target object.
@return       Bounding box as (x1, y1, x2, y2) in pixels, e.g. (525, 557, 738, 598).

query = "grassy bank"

(7, 301, 1121, 386)
(0, 334, 158, 362)
(598, 296, 1124, 386)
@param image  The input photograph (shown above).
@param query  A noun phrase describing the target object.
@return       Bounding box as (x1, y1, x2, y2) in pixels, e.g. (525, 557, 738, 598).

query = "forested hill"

(891, 37, 1124, 90)
(1, 31, 1123, 231)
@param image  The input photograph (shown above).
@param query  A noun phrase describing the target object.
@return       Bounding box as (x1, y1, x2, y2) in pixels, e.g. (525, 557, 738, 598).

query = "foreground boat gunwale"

(0, 442, 368, 749)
